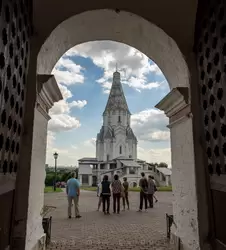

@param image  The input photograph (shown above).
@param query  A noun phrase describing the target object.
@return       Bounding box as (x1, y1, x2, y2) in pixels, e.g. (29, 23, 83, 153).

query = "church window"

(119, 145, 122, 154)
(118, 116, 121, 123)
(107, 154, 109, 161)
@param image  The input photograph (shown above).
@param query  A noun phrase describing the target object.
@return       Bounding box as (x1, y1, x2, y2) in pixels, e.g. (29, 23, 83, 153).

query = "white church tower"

(78, 70, 171, 187)
(96, 70, 137, 161)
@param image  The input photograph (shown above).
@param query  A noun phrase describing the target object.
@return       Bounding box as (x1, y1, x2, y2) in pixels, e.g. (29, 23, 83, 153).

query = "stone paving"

(45, 190, 174, 250)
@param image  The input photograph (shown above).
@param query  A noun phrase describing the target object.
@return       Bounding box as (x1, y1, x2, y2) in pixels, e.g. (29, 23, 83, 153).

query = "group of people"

(97, 172, 158, 214)
(66, 172, 158, 218)
(96, 175, 130, 214)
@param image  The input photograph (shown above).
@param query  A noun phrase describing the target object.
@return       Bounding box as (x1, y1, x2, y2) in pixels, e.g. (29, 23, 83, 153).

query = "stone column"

(156, 87, 201, 250)
(89, 175, 92, 186)
(166, 176, 169, 187)
(126, 167, 129, 175)
(97, 164, 100, 183)
(79, 175, 82, 185)
(25, 75, 62, 250)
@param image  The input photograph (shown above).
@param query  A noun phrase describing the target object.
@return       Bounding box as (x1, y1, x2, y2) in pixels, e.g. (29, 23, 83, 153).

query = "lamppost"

(53, 152, 58, 191)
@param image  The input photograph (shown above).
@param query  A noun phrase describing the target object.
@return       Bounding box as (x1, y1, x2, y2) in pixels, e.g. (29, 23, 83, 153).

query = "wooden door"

(0, 0, 31, 249)
(195, 0, 226, 248)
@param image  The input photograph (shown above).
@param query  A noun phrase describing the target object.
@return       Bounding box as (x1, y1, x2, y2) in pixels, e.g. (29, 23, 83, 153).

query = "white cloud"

(65, 41, 166, 93)
(48, 82, 87, 132)
(83, 138, 96, 147)
(138, 146, 171, 167)
(149, 64, 162, 75)
(46, 139, 96, 166)
(69, 100, 87, 109)
(131, 109, 169, 142)
(52, 57, 85, 86)
(47, 131, 56, 149)
(122, 77, 162, 92)
(146, 131, 170, 141)
(48, 114, 81, 132)
(58, 84, 72, 99)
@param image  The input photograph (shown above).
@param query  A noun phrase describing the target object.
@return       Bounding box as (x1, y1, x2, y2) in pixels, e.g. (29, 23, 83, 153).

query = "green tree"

(158, 162, 168, 168)
(61, 172, 72, 182)
(45, 172, 55, 186)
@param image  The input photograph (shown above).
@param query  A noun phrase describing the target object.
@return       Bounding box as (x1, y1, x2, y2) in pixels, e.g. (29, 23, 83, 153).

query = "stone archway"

(35, 10, 203, 250)
(12, 7, 208, 250)
(34, 9, 203, 250)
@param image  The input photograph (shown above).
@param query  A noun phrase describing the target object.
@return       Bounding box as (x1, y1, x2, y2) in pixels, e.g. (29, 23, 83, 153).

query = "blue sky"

(46, 41, 171, 167)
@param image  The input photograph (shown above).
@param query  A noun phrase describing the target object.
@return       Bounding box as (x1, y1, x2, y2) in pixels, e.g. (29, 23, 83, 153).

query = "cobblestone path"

(45, 190, 174, 250)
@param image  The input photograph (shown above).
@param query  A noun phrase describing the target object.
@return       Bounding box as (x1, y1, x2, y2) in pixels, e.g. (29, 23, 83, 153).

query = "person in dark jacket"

(138, 172, 148, 212)
(101, 175, 111, 215)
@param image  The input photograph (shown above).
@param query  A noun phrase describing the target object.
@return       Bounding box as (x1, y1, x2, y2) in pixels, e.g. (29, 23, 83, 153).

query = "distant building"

(78, 70, 171, 186)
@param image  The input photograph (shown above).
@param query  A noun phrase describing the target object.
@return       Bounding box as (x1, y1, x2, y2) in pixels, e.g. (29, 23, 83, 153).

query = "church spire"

(103, 70, 131, 115)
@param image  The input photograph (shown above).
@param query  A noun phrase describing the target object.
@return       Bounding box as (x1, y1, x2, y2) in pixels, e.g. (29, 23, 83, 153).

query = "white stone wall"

(170, 117, 200, 250)
(25, 108, 48, 250)
(108, 110, 130, 127)
(97, 102, 137, 162)
(127, 139, 136, 159)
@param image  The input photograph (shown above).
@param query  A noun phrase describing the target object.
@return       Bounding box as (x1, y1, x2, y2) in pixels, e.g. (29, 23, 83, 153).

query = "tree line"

(45, 168, 78, 186)
(148, 162, 168, 168)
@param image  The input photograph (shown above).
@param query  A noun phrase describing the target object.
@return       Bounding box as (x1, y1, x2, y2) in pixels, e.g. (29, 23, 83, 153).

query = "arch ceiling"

(37, 9, 190, 89)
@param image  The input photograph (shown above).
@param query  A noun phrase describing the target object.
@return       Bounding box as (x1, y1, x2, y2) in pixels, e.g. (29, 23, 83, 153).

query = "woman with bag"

(111, 174, 122, 214)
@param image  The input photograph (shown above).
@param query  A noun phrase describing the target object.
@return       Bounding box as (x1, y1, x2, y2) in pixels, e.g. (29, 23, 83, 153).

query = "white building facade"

(78, 71, 171, 186)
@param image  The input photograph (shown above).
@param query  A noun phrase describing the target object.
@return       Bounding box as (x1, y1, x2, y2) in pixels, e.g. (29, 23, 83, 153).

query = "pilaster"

(156, 87, 200, 250)
(155, 87, 191, 128)
(25, 75, 62, 250)
(36, 74, 63, 119)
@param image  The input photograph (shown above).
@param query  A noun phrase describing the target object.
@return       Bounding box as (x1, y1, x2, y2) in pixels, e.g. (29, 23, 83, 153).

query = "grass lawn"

(81, 186, 172, 192)
(44, 186, 63, 193)
(129, 186, 172, 192)
(81, 186, 98, 191)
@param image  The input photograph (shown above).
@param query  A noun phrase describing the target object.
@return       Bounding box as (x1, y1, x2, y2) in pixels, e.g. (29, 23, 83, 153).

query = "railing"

(166, 213, 174, 239)
(41, 205, 56, 246)
(42, 216, 52, 246)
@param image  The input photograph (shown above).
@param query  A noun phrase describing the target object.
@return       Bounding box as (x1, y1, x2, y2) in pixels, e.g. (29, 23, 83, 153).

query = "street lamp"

(53, 152, 58, 191)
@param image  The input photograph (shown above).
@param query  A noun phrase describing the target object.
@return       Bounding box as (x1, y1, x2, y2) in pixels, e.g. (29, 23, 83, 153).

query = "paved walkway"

(45, 190, 174, 250)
